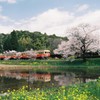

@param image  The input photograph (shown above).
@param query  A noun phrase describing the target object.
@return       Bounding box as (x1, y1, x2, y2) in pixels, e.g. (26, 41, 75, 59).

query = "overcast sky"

(0, 0, 100, 36)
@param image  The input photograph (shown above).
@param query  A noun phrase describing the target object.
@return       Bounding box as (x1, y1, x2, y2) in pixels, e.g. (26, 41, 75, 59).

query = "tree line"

(0, 30, 68, 54)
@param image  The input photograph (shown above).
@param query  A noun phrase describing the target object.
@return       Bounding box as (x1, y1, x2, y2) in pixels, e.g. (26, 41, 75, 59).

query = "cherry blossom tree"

(54, 24, 100, 62)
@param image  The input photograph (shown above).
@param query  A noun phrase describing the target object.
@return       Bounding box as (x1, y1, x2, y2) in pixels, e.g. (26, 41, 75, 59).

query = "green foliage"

(10, 30, 19, 51)
(3, 35, 12, 51)
(0, 34, 5, 52)
(18, 36, 32, 51)
(0, 30, 67, 52)
(3, 31, 19, 51)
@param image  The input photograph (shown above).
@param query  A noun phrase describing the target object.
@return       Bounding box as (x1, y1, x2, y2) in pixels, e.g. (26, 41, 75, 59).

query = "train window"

(45, 52, 47, 53)
(38, 52, 44, 54)
(45, 52, 50, 53)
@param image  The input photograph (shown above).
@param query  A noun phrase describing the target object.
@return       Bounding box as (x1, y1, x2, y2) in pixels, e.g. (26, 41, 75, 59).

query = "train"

(0, 50, 50, 60)
(0, 50, 99, 60)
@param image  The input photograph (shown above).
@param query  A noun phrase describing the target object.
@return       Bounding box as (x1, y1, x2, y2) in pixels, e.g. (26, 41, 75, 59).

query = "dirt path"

(0, 64, 33, 71)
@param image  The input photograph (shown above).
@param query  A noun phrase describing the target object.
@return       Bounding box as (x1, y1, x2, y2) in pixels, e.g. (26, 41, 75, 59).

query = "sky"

(0, 0, 100, 36)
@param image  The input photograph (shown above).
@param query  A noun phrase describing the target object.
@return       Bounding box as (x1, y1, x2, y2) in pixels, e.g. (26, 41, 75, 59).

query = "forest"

(0, 30, 68, 54)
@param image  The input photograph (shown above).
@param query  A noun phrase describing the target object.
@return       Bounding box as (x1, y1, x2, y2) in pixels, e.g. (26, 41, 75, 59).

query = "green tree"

(3, 35, 12, 51)
(0, 34, 5, 53)
(18, 36, 32, 51)
(10, 30, 19, 51)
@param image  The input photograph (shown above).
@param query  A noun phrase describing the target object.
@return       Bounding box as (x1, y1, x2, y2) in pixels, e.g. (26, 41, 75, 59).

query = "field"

(0, 78, 100, 100)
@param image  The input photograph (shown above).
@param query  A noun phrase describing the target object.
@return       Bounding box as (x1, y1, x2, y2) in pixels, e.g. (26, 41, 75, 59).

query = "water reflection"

(0, 71, 98, 92)
(0, 71, 51, 82)
(54, 73, 80, 86)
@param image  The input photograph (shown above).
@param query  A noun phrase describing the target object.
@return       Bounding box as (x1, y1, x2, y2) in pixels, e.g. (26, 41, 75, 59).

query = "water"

(0, 71, 80, 92)
(0, 71, 98, 92)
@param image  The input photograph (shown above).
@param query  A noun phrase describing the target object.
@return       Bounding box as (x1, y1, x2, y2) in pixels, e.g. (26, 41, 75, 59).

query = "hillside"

(0, 30, 68, 53)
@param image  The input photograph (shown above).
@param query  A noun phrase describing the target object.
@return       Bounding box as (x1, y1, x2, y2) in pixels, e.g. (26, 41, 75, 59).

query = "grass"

(0, 78, 100, 100)
(0, 58, 100, 66)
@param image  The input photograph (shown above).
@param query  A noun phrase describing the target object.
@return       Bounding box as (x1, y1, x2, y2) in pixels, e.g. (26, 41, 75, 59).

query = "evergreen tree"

(3, 35, 12, 51)
(10, 30, 19, 51)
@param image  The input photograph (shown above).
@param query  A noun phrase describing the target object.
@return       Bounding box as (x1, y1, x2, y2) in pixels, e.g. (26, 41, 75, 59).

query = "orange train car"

(0, 54, 6, 60)
(36, 50, 50, 59)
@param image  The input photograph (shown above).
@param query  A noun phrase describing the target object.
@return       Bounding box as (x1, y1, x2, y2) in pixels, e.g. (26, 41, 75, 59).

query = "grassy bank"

(0, 58, 100, 76)
(1, 78, 100, 100)
(0, 58, 100, 66)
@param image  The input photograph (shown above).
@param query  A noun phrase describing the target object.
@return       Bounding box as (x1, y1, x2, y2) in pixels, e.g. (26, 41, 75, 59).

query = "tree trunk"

(82, 51, 86, 62)
(83, 56, 86, 62)
(82, 71, 86, 83)
(82, 77, 86, 83)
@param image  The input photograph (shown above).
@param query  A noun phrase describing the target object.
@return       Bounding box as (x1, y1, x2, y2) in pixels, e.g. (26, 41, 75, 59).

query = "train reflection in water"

(0, 71, 97, 93)
(0, 72, 51, 82)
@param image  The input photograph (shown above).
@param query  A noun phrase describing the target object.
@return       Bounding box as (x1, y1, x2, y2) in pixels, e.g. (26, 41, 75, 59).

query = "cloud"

(76, 4, 89, 12)
(0, 15, 7, 20)
(0, 25, 13, 33)
(14, 8, 75, 36)
(72, 10, 100, 26)
(0, 14, 15, 33)
(8, 0, 16, 3)
(0, 0, 6, 2)
(0, 0, 16, 3)
(0, 8, 100, 37)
